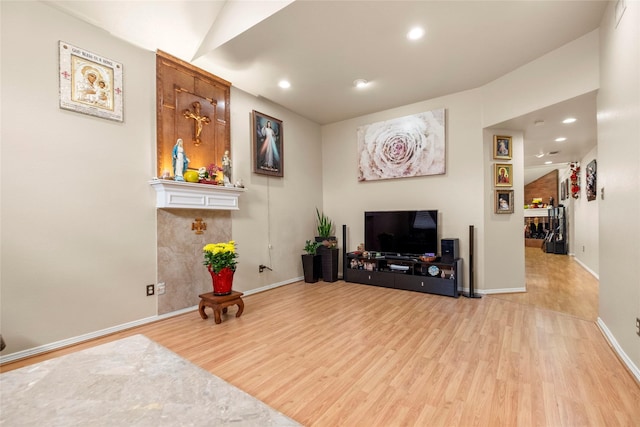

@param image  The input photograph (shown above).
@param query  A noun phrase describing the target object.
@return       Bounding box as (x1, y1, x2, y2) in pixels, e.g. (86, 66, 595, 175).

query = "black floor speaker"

(463, 225, 482, 298)
(342, 224, 347, 280)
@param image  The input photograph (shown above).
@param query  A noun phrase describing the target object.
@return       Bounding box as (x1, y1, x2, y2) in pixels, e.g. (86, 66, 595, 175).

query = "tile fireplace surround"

(150, 180, 244, 315)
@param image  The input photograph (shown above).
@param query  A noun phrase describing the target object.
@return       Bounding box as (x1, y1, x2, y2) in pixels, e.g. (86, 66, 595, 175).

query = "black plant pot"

(314, 236, 336, 244)
(318, 246, 339, 282)
(301, 254, 321, 283)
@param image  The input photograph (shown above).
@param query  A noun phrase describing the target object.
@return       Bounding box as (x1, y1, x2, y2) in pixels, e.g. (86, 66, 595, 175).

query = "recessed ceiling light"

(544, 161, 553, 165)
(353, 79, 369, 89)
(555, 137, 567, 142)
(407, 27, 425, 40)
(562, 117, 577, 124)
(278, 80, 291, 89)
(535, 153, 545, 158)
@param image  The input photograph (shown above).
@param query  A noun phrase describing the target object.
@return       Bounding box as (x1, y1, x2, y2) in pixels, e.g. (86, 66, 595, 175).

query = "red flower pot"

(208, 266, 234, 295)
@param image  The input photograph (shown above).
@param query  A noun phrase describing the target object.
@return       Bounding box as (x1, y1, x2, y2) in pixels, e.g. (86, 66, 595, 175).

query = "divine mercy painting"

(252, 110, 283, 177)
(357, 108, 445, 181)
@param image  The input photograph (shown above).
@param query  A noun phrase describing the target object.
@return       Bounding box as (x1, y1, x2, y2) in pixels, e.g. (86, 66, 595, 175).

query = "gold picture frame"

(495, 190, 514, 214)
(252, 110, 284, 177)
(494, 163, 513, 187)
(59, 41, 123, 122)
(493, 135, 512, 160)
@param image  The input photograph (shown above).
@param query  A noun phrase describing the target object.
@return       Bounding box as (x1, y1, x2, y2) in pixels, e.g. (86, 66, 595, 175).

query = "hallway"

(489, 247, 599, 321)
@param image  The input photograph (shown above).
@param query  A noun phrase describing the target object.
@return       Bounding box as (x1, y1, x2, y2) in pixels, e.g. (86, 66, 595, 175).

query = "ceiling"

(494, 90, 599, 182)
(46, 0, 605, 172)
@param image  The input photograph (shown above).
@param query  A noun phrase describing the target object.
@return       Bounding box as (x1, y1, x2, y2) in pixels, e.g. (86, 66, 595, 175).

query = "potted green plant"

(315, 207, 334, 240)
(302, 240, 321, 283)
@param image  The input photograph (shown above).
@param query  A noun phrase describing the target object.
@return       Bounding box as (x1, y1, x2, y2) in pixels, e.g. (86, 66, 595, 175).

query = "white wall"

(0, 1, 324, 356)
(1, 1, 157, 353)
(483, 130, 525, 293)
(556, 164, 575, 257)
(478, 30, 599, 293)
(481, 30, 600, 127)
(572, 146, 599, 276)
(322, 31, 601, 295)
(322, 90, 486, 292)
(597, 0, 640, 373)
(228, 88, 323, 291)
(4, 1, 636, 373)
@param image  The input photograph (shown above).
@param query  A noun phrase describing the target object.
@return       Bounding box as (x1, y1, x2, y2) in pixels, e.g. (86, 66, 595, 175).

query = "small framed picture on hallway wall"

(586, 159, 597, 201)
(494, 163, 513, 187)
(495, 189, 514, 214)
(252, 110, 284, 177)
(493, 135, 512, 160)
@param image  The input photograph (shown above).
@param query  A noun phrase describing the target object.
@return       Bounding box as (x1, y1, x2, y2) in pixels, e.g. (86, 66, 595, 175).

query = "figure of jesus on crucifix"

(183, 101, 211, 146)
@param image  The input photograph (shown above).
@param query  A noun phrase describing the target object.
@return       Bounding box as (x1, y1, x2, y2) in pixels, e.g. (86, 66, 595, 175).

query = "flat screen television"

(364, 210, 438, 255)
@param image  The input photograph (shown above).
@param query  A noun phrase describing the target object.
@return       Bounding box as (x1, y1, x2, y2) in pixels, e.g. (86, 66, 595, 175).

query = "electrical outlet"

(636, 317, 640, 337)
(146, 284, 155, 296)
(259, 264, 272, 273)
(157, 282, 166, 295)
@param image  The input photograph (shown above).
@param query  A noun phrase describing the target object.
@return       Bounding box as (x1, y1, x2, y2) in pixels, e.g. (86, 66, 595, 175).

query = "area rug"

(0, 334, 300, 426)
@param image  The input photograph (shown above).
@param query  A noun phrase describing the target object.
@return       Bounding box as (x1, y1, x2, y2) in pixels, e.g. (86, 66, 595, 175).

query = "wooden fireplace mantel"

(149, 179, 244, 210)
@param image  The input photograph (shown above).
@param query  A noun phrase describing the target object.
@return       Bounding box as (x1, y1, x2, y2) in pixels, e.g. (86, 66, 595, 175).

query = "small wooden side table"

(198, 291, 244, 324)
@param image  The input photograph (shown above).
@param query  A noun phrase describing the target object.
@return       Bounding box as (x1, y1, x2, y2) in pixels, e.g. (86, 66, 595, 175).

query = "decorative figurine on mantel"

(222, 150, 232, 186)
(172, 138, 189, 181)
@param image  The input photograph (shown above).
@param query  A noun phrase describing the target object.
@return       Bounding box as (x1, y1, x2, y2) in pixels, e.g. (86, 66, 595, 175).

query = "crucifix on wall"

(157, 51, 230, 177)
(183, 101, 211, 146)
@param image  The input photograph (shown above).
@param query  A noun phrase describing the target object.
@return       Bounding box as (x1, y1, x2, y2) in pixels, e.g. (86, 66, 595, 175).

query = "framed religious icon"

(495, 190, 514, 214)
(494, 163, 513, 187)
(252, 110, 284, 177)
(58, 41, 123, 122)
(586, 159, 597, 201)
(493, 135, 512, 160)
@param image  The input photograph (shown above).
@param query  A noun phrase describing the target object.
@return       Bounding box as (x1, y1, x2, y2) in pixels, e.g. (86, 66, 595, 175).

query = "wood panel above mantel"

(156, 51, 231, 177)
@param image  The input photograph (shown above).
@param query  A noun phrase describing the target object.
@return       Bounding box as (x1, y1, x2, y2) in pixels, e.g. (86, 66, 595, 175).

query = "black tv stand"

(344, 252, 461, 298)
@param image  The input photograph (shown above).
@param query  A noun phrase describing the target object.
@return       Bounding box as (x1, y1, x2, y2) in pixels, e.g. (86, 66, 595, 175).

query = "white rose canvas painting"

(357, 109, 445, 181)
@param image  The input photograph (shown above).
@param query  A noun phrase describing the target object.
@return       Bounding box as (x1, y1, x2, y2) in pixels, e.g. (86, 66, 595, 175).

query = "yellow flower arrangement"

(203, 240, 238, 273)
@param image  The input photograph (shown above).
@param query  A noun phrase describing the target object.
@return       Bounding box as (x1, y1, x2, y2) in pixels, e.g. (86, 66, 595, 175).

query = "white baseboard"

(596, 317, 640, 383)
(242, 277, 302, 296)
(572, 255, 599, 279)
(0, 314, 171, 365)
(0, 279, 299, 365)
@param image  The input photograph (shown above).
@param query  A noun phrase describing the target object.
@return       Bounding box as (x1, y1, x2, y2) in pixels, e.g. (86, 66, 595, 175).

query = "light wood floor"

(491, 247, 599, 321)
(3, 251, 639, 426)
